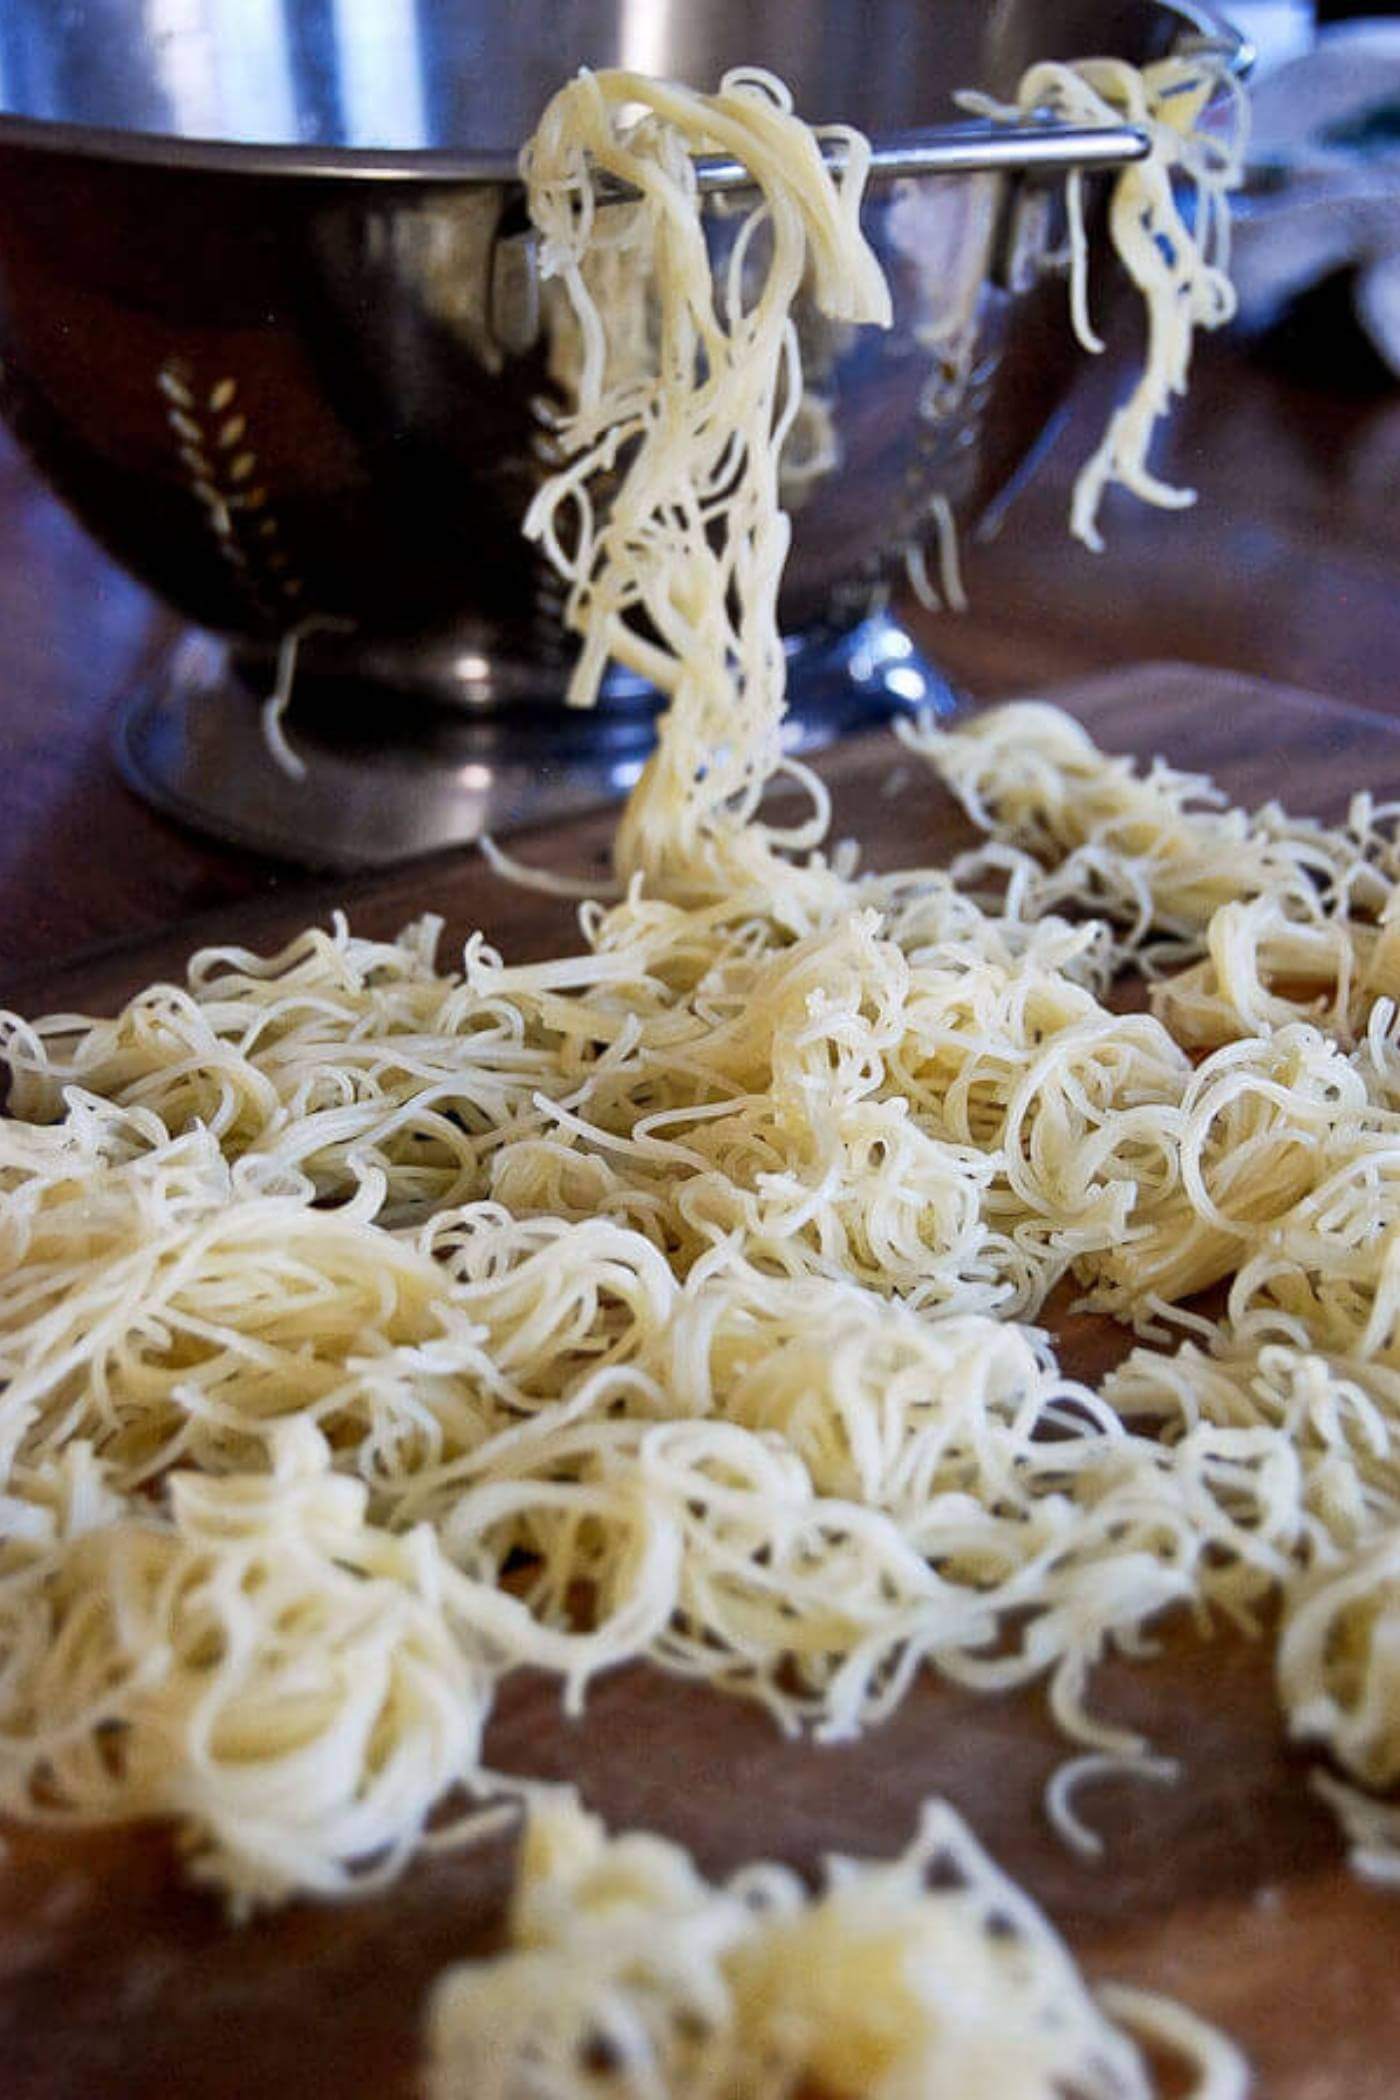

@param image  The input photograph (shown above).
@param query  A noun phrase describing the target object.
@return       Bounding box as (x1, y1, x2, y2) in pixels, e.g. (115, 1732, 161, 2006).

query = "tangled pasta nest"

(426, 1792, 1247, 2100)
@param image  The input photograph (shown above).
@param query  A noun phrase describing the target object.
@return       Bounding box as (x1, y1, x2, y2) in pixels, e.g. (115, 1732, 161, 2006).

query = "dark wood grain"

(5, 661, 1395, 1015)
(2, 330, 1399, 986)
(4, 666, 1400, 2100)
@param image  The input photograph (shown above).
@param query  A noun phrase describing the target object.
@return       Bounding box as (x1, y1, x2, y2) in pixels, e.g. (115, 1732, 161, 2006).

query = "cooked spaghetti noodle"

(961, 53, 1247, 549)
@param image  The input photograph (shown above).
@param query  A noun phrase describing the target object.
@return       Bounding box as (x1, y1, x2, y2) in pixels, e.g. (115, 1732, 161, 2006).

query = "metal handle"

(1172, 8, 1254, 80)
(671, 9, 1256, 203)
(594, 119, 1151, 205)
(697, 118, 1151, 191)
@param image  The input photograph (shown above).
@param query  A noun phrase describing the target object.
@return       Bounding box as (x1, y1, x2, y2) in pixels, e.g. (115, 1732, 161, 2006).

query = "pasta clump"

(426, 1793, 1245, 2100)
(0, 1424, 492, 1910)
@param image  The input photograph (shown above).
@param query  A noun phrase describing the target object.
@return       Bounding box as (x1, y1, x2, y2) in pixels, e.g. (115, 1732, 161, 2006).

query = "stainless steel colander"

(0, 0, 1242, 866)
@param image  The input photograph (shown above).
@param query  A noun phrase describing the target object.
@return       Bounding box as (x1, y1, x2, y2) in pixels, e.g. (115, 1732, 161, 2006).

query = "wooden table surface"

(1, 324, 1398, 989)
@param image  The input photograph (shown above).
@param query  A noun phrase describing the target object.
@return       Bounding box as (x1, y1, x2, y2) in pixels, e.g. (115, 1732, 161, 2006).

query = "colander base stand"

(113, 610, 954, 872)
